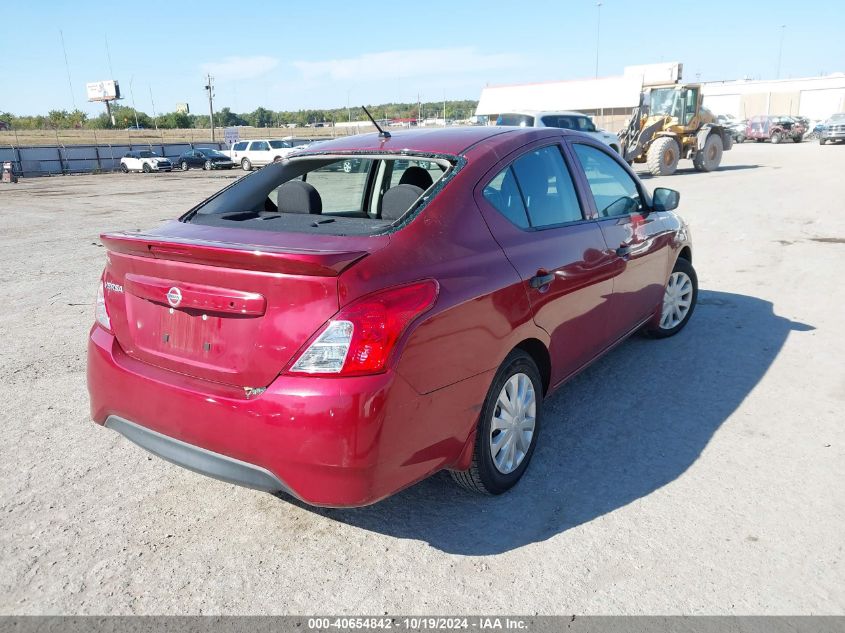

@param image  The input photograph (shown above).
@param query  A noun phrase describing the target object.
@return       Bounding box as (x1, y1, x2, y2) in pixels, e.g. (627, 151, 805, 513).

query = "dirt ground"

(0, 141, 843, 615)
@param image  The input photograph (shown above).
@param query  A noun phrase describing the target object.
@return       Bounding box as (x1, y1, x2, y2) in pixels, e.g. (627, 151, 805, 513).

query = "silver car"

(820, 113, 845, 145)
(496, 110, 622, 154)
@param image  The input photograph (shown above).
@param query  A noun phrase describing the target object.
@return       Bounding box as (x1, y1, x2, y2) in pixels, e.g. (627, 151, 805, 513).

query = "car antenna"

(362, 105, 391, 138)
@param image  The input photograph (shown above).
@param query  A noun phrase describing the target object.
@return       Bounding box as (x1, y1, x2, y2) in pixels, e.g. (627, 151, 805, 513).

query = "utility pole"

(129, 75, 140, 129)
(443, 91, 446, 126)
(205, 74, 215, 141)
(595, 2, 602, 78)
(418, 93, 421, 125)
(776, 25, 786, 79)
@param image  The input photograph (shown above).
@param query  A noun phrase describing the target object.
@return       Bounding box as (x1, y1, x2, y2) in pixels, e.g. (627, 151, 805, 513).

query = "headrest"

(276, 180, 322, 214)
(398, 165, 434, 190)
(381, 184, 424, 221)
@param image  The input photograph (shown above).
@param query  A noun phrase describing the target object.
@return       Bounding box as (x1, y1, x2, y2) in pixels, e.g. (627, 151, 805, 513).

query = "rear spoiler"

(100, 232, 368, 276)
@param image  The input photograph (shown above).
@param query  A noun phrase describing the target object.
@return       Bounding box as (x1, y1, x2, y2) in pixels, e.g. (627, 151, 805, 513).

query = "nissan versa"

(87, 126, 697, 507)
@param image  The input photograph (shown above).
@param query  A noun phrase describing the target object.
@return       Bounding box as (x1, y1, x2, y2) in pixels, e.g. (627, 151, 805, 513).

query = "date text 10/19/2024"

(308, 617, 530, 631)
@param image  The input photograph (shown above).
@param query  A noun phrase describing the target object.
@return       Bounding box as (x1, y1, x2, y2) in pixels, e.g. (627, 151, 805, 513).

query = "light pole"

(595, 2, 602, 79)
(776, 24, 786, 79)
(205, 74, 215, 141)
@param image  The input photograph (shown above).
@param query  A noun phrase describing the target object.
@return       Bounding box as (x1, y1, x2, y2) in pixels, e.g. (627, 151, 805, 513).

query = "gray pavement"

(0, 143, 843, 615)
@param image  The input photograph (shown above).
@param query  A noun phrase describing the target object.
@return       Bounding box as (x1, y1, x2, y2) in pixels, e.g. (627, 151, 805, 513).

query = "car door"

(567, 140, 672, 343)
(249, 141, 270, 165)
(124, 152, 139, 170)
(475, 142, 620, 386)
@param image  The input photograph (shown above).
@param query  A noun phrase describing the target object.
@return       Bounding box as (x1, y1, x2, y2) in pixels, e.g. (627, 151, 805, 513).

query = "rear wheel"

(693, 134, 724, 172)
(771, 132, 782, 144)
(450, 350, 542, 495)
(120, 163, 129, 173)
(736, 134, 745, 144)
(645, 257, 698, 338)
(241, 158, 252, 171)
(646, 137, 680, 176)
(792, 135, 802, 143)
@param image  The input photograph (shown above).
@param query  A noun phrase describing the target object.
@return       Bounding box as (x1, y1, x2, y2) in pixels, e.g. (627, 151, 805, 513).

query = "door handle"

(616, 245, 632, 258)
(529, 271, 555, 289)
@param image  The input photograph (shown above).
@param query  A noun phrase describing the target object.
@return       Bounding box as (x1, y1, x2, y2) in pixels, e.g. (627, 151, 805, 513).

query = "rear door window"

(483, 167, 529, 228)
(510, 145, 584, 227)
(250, 141, 269, 152)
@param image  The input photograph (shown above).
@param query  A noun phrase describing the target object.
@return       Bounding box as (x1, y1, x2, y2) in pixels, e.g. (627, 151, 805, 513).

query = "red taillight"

(289, 280, 439, 376)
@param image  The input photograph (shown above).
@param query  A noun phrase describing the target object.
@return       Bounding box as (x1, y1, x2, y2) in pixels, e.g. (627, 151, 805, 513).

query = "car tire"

(646, 136, 680, 176)
(771, 132, 782, 144)
(342, 160, 353, 173)
(736, 134, 745, 144)
(693, 134, 724, 172)
(204, 160, 212, 170)
(644, 257, 698, 339)
(792, 136, 802, 143)
(142, 163, 152, 173)
(120, 163, 129, 173)
(241, 158, 252, 171)
(819, 138, 827, 145)
(450, 350, 542, 496)
(180, 161, 189, 171)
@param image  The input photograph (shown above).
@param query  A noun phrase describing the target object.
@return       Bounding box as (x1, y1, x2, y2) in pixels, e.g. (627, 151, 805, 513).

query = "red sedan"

(87, 126, 697, 507)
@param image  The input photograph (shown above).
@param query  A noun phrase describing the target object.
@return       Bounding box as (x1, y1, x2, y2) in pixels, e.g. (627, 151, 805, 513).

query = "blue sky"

(2, 0, 843, 116)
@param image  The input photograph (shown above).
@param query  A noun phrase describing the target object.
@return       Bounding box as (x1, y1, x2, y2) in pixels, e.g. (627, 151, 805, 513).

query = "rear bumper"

(87, 325, 490, 507)
(105, 415, 289, 493)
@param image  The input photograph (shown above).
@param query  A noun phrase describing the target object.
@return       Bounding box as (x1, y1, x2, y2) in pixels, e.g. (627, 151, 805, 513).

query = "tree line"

(0, 100, 479, 130)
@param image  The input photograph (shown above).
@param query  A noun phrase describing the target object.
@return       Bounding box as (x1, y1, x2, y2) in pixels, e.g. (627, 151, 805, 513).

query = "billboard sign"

(86, 80, 121, 102)
(224, 127, 240, 147)
(176, 102, 190, 114)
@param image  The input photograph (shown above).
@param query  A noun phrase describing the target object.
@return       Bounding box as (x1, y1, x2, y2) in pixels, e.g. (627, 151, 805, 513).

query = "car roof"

(502, 110, 589, 117)
(293, 127, 531, 156)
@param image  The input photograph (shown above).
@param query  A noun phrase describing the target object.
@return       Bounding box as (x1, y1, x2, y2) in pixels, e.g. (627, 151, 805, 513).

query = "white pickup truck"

(226, 138, 312, 171)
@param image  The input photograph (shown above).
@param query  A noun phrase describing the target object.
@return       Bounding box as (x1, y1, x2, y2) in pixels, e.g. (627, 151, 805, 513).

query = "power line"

(59, 30, 78, 110)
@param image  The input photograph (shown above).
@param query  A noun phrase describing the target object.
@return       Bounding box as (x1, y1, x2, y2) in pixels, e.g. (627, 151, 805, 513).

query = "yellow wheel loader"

(619, 84, 733, 176)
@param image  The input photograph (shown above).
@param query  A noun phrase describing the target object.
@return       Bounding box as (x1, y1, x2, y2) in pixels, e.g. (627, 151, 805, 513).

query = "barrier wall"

(0, 141, 226, 177)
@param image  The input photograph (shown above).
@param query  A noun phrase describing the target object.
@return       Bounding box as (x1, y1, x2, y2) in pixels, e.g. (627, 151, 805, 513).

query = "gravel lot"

(0, 143, 843, 615)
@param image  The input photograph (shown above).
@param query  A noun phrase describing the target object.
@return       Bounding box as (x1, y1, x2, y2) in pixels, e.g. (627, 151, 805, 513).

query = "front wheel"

(646, 136, 680, 176)
(819, 138, 827, 145)
(142, 163, 152, 173)
(180, 161, 189, 171)
(693, 134, 723, 172)
(771, 132, 782, 144)
(645, 257, 698, 338)
(204, 160, 212, 170)
(736, 134, 745, 144)
(450, 350, 542, 495)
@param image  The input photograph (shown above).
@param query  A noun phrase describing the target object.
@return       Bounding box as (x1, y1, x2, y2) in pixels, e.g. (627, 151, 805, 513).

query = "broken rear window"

(185, 156, 452, 236)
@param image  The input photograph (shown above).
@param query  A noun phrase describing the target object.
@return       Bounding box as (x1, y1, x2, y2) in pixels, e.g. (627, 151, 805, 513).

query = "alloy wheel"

(660, 271, 693, 330)
(489, 373, 536, 474)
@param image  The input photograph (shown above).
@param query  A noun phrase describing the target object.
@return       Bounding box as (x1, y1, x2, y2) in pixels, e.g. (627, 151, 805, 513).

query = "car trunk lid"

(100, 222, 382, 388)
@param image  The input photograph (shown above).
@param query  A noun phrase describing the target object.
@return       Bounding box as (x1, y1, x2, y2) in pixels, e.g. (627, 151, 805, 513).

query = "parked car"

(819, 113, 845, 145)
(745, 115, 805, 143)
(226, 139, 302, 171)
(0, 120, 10, 131)
(716, 115, 748, 143)
(119, 150, 172, 173)
(88, 127, 695, 507)
(175, 148, 235, 171)
(496, 111, 623, 154)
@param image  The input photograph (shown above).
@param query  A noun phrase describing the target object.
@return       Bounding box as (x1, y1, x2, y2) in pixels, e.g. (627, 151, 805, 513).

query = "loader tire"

(646, 137, 680, 176)
(693, 134, 724, 172)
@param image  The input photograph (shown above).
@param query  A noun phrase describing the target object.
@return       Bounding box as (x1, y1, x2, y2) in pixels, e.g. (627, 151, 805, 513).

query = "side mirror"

(652, 187, 680, 212)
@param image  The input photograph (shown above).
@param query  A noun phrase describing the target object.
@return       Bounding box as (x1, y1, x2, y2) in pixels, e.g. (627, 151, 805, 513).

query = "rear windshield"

(186, 155, 452, 236)
(540, 115, 596, 132)
(497, 114, 535, 127)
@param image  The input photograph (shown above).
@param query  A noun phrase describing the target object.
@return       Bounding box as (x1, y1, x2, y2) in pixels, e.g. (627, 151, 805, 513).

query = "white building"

(476, 63, 845, 130)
